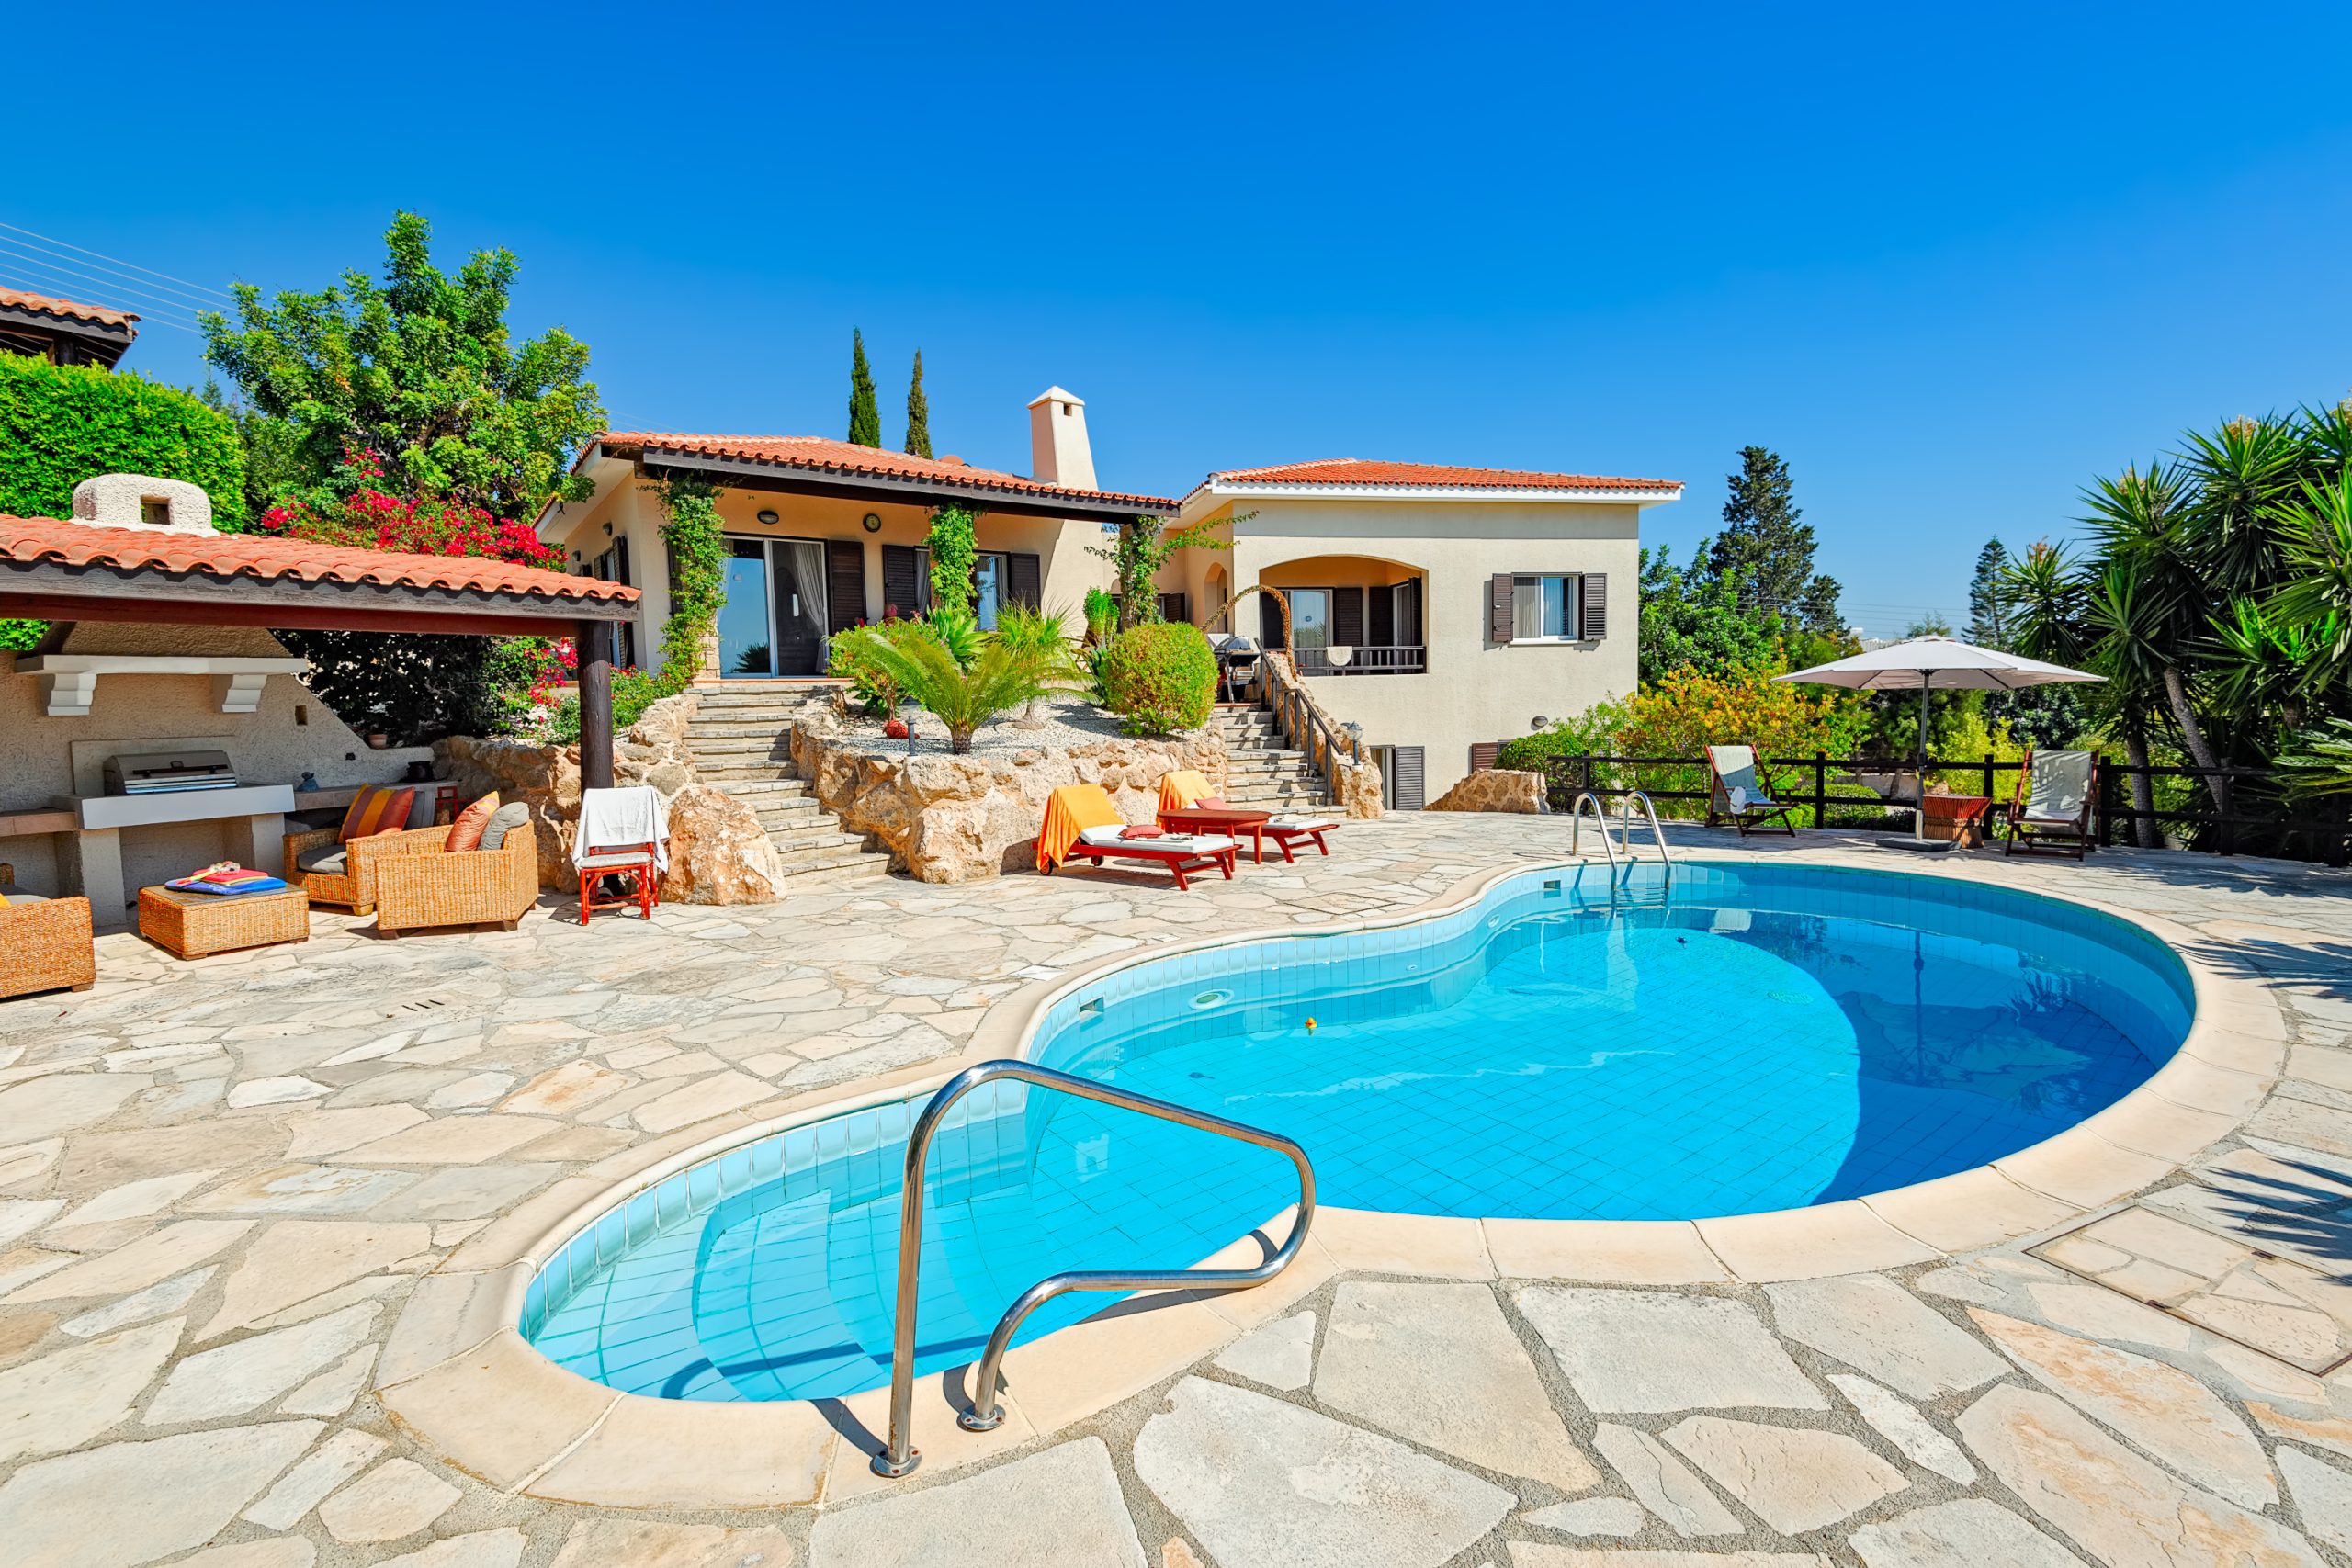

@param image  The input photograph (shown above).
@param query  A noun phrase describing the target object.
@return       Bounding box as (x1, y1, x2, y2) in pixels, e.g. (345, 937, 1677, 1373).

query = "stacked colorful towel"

(164, 863, 289, 897)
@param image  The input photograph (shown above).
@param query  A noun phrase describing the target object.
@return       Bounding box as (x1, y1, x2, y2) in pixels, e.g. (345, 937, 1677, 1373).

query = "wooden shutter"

(1398, 578, 1423, 647)
(1488, 575, 1514, 644)
(1368, 582, 1395, 647)
(1332, 587, 1364, 647)
(827, 540, 867, 632)
(1390, 746, 1425, 810)
(882, 545, 922, 621)
(1156, 592, 1189, 625)
(1007, 552, 1043, 610)
(1260, 592, 1286, 649)
(1470, 741, 1500, 773)
(1581, 572, 1608, 639)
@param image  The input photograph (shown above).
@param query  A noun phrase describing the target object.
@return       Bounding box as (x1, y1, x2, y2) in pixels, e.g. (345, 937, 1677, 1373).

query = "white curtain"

(784, 540, 829, 669)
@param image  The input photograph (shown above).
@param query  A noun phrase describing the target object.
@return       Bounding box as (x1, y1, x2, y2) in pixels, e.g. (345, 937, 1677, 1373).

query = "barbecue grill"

(102, 750, 240, 795)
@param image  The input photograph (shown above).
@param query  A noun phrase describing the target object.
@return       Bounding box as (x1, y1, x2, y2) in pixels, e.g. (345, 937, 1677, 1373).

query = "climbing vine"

(925, 504, 978, 618)
(655, 477, 725, 694)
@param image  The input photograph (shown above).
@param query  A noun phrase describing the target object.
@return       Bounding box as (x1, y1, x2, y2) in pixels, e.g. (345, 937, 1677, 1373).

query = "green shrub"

(550, 670, 668, 744)
(1101, 621, 1217, 736)
(1496, 700, 1632, 773)
(0, 356, 246, 523)
(0, 357, 249, 650)
(828, 615, 932, 715)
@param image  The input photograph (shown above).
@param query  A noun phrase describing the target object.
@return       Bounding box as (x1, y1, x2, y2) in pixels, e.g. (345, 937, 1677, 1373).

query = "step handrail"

(1618, 789, 1674, 866)
(1568, 791, 1619, 873)
(872, 1058, 1317, 1479)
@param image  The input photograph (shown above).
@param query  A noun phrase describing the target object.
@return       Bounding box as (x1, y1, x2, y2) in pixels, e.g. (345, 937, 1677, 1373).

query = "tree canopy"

(1704, 446, 1845, 634)
(199, 211, 604, 516)
(904, 349, 932, 457)
(848, 329, 880, 447)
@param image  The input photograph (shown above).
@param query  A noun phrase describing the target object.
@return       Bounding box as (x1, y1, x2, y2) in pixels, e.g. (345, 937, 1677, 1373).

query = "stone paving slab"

(0, 818, 2349, 1564)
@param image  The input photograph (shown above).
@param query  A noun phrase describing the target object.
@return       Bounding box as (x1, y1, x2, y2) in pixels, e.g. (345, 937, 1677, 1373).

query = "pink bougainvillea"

(257, 446, 559, 569)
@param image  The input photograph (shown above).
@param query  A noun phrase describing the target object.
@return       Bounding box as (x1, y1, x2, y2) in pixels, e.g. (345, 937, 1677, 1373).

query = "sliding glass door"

(717, 537, 829, 678)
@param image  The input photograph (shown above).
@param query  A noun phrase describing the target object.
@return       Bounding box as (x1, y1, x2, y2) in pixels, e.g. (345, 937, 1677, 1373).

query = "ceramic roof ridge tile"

(0, 514, 637, 604)
(0, 288, 141, 330)
(1210, 457, 1679, 491)
(598, 431, 1176, 510)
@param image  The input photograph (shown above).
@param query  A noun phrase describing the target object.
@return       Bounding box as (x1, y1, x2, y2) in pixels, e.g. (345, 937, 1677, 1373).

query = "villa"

(539, 390, 1683, 810)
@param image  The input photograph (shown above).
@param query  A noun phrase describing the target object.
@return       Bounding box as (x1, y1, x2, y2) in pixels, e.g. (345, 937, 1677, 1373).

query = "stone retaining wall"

(787, 701, 1227, 882)
(435, 693, 788, 904)
(1426, 768, 1548, 814)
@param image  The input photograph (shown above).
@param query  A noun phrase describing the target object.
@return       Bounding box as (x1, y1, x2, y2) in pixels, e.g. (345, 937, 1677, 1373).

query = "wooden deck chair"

(1704, 744, 1799, 837)
(2005, 749, 2097, 860)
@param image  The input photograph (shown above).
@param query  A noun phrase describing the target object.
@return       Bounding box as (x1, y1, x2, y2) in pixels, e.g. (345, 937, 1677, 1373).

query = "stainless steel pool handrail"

(872, 1058, 1317, 1479)
(1568, 791, 1619, 872)
(1618, 790, 1674, 865)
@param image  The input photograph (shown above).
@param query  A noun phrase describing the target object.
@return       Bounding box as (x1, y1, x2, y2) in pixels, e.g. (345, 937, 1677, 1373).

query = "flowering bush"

(255, 445, 557, 567)
(1616, 667, 1869, 762)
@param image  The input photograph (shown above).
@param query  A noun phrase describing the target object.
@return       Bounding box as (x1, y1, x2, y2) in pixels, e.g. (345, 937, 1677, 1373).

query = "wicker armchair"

(1, 895, 96, 999)
(372, 820, 540, 936)
(282, 823, 448, 916)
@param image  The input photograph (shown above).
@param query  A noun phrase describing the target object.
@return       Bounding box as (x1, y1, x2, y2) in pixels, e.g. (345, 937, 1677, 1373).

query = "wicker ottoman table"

(138, 885, 311, 959)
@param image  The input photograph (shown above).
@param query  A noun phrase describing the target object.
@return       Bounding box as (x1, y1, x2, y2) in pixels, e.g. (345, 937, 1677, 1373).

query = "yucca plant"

(834, 626, 1051, 753)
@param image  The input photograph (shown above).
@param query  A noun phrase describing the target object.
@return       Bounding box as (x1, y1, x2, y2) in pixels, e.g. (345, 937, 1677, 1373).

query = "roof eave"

(623, 442, 1173, 521)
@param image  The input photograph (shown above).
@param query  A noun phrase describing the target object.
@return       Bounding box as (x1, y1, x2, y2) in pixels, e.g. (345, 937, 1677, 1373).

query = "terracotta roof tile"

(601, 432, 1177, 511)
(0, 288, 140, 332)
(1209, 457, 1679, 492)
(0, 515, 637, 605)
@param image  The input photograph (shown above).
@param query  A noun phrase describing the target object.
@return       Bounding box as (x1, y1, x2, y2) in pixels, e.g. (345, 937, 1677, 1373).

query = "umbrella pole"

(1916, 671, 1929, 841)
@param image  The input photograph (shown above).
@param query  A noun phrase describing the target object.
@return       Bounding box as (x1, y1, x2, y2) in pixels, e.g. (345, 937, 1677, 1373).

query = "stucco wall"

(1166, 497, 1645, 800)
(542, 478, 1115, 679)
(0, 632, 432, 904)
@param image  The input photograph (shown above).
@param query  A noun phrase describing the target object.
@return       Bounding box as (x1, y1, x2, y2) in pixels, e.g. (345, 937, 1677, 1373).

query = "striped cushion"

(338, 786, 416, 844)
(445, 793, 502, 853)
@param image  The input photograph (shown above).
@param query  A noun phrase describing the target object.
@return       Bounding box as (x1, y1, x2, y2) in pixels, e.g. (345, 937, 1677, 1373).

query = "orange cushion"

(338, 786, 416, 844)
(444, 792, 502, 854)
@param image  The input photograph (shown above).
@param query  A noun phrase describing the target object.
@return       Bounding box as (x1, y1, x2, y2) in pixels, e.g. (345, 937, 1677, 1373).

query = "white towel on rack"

(577, 785, 671, 874)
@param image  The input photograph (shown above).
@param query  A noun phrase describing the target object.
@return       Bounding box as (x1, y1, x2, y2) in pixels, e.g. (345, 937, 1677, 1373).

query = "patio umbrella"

(1773, 636, 2103, 842)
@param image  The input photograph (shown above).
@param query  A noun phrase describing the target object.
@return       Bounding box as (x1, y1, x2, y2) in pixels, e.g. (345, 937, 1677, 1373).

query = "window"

(1511, 575, 1580, 641)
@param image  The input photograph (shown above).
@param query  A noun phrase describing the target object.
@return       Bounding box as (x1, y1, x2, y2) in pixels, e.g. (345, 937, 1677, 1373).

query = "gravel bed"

(822, 694, 1164, 760)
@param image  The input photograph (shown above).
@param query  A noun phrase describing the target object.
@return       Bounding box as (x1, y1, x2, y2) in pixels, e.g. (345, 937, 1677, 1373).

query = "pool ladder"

(1569, 790, 1674, 873)
(872, 1058, 1317, 1479)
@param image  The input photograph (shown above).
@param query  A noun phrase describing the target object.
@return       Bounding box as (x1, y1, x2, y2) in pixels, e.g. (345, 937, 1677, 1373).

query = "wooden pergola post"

(576, 619, 615, 792)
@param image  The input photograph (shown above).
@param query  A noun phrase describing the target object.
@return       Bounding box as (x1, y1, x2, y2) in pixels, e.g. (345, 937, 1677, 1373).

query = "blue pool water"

(526, 861, 2192, 1404)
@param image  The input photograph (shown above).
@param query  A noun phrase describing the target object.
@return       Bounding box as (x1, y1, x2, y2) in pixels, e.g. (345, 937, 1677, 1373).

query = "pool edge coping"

(373, 843, 2290, 1508)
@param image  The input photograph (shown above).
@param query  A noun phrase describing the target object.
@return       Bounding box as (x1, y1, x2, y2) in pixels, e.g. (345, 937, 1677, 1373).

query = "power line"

(0, 220, 232, 303)
(0, 268, 200, 335)
(0, 245, 209, 331)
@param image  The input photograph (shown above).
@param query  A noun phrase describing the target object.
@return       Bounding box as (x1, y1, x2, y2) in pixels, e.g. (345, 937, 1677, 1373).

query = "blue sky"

(12, 3, 2352, 637)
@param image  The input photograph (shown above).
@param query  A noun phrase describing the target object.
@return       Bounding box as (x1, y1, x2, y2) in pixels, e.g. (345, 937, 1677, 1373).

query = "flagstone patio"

(4, 813, 2352, 1567)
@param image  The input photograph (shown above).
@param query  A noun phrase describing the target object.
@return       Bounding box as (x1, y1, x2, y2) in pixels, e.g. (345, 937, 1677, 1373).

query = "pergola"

(0, 515, 640, 786)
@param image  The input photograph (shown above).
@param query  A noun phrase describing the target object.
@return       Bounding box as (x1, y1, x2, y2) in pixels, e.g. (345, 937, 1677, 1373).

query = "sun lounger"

(1261, 813, 1338, 861)
(1704, 744, 1798, 837)
(1039, 784, 1238, 889)
(2005, 749, 2097, 860)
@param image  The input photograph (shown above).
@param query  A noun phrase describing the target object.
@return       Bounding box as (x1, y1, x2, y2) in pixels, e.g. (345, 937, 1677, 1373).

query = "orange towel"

(1158, 770, 1215, 814)
(1037, 784, 1123, 874)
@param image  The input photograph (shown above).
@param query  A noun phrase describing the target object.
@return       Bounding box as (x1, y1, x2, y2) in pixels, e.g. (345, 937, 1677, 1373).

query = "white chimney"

(72, 474, 216, 535)
(1026, 387, 1095, 491)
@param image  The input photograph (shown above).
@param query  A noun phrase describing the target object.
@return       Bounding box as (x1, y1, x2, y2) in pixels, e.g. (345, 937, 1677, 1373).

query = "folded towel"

(166, 869, 288, 896)
(1039, 784, 1124, 874)
(1157, 770, 1216, 814)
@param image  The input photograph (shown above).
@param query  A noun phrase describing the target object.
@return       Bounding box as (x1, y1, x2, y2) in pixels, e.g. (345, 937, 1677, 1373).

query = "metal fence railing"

(1532, 753, 2352, 865)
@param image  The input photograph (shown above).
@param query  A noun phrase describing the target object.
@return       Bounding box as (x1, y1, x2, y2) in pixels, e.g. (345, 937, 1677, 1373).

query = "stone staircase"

(1209, 705, 1329, 810)
(684, 687, 894, 887)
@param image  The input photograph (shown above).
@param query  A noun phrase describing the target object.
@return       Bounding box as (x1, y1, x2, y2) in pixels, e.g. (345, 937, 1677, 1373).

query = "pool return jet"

(1775, 635, 2101, 851)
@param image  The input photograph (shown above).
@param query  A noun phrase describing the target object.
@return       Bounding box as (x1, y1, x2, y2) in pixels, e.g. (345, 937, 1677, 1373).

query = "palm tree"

(2003, 542, 2165, 847)
(834, 626, 1058, 754)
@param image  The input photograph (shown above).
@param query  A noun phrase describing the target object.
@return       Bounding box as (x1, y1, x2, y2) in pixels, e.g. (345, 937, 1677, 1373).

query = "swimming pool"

(526, 860, 2193, 1404)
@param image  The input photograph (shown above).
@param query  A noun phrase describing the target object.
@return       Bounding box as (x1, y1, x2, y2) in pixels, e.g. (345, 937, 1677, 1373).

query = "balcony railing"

(1297, 644, 1425, 676)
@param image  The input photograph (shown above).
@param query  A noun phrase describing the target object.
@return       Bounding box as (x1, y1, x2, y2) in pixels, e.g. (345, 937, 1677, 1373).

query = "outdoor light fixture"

(1532, 716, 1551, 729)
(863, 513, 883, 533)
(757, 509, 780, 525)
(602, 522, 612, 535)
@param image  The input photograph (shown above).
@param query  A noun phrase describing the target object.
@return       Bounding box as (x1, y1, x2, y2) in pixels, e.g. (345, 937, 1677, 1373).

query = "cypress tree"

(847, 329, 880, 447)
(904, 349, 932, 458)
